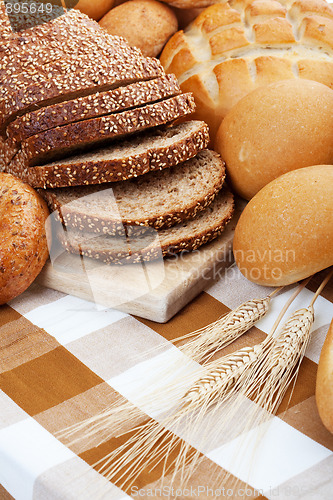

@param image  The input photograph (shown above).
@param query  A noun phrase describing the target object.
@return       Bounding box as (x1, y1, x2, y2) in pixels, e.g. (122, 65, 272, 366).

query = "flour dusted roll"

(233, 165, 333, 286)
(215, 80, 333, 200)
(316, 318, 333, 434)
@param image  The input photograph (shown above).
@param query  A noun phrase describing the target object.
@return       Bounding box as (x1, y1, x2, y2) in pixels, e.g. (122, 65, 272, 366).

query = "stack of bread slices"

(1, 5, 234, 264)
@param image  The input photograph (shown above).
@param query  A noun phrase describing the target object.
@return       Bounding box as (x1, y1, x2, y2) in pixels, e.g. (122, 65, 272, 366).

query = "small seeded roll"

(0, 174, 50, 305)
(99, 0, 178, 57)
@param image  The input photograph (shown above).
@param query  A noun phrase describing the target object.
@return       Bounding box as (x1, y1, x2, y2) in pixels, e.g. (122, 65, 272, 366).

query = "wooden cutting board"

(36, 208, 241, 323)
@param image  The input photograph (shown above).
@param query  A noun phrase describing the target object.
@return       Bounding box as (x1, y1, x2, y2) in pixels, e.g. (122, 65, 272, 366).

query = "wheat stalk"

(180, 296, 272, 363)
(89, 281, 315, 491)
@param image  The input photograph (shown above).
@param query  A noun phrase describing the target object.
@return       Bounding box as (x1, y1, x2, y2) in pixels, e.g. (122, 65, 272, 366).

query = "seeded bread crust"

(0, 41, 147, 100)
(57, 189, 235, 264)
(6, 121, 210, 188)
(7, 75, 181, 145)
(0, 58, 164, 129)
(14, 94, 196, 167)
(41, 150, 226, 235)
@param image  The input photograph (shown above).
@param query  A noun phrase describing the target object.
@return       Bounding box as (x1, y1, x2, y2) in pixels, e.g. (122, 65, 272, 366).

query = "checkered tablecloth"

(0, 265, 333, 500)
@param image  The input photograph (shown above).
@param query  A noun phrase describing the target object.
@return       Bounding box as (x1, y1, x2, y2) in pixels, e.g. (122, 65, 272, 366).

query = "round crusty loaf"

(233, 165, 333, 286)
(0, 174, 50, 305)
(160, 0, 333, 141)
(99, 0, 178, 57)
(215, 80, 333, 200)
(316, 318, 333, 434)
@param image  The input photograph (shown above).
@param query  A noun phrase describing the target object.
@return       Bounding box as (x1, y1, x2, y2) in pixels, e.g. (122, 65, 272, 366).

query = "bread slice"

(0, 57, 164, 130)
(6, 121, 209, 188)
(57, 188, 235, 264)
(41, 150, 226, 235)
(10, 94, 196, 167)
(7, 75, 181, 145)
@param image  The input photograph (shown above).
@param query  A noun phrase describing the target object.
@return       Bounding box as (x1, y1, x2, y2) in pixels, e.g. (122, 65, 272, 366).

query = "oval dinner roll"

(316, 318, 333, 434)
(216, 80, 333, 200)
(99, 0, 178, 57)
(73, 0, 115, 21)
(0, 174, 50, 305)
(233, 165, 333, 286)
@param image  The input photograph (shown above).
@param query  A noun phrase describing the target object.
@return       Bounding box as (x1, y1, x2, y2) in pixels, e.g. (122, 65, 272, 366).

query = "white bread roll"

(233, 165, 333, 286)
(215, 80, 333, 200)
(316, 318, 333, 434)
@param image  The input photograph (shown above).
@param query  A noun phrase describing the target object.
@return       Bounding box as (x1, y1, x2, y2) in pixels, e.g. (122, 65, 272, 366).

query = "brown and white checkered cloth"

(0, 266, 333, 500)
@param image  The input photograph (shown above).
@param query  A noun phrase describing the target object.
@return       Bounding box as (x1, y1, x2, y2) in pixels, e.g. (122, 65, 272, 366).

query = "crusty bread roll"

(99, 0, 178, 57)
(73, 0, 115, 20)
(160, 0, 218, 8)
(316, 318, 333, 434)
(0, 174, 50, 305)
(215, 80, 333, 200)
(160, 0, 333, 141)
(233, 165, 333, 286)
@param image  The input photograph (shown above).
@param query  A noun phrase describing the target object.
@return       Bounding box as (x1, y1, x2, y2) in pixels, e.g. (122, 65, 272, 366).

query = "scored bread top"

(41, 149, 226, 234)
(7, 75, 181, 145)
(160, 0, 333, 139)
(58, 188, 235, 264)
(6, 121, 210, 188)
(15, 94, 196, 166)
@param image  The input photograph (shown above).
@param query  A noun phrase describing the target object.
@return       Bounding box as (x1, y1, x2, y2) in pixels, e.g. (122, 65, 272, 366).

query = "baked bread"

(0, 173, 50, 305)
(7, 75, 181, 145)
(99, 0, 178, 57)
(57, 188, 234, 264)
(216, 79, 333, 199)
(0, 56, 163, 130)
(161, 1, 217, 8)
(233, 165, 333, 286)
(8, 94, 195, 167)
(316, 318, 333, 434)
(6, 120, 209, 188)
(160, 0, 333, 140)
(41, 149, 226, 235)
(74, 0, 116, 21)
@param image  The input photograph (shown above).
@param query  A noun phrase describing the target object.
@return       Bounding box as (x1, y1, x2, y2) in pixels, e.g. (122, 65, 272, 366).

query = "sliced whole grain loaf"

(57, 188, 235, 264)
(0, 40, 145, 97)
(7, 75, 181, 145)
(0, 57, 164, 130)
(41, 150, 226, 235)
(6, 121, 209, 188)
(0, 11, 142, 81)
(12, 94, 196, 167)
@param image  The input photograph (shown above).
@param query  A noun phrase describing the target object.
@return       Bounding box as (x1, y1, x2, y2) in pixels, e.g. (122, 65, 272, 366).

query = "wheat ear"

(96, 281, 312, 491)
(57, 289, 282, 449)
(179, 296, 273, 363)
